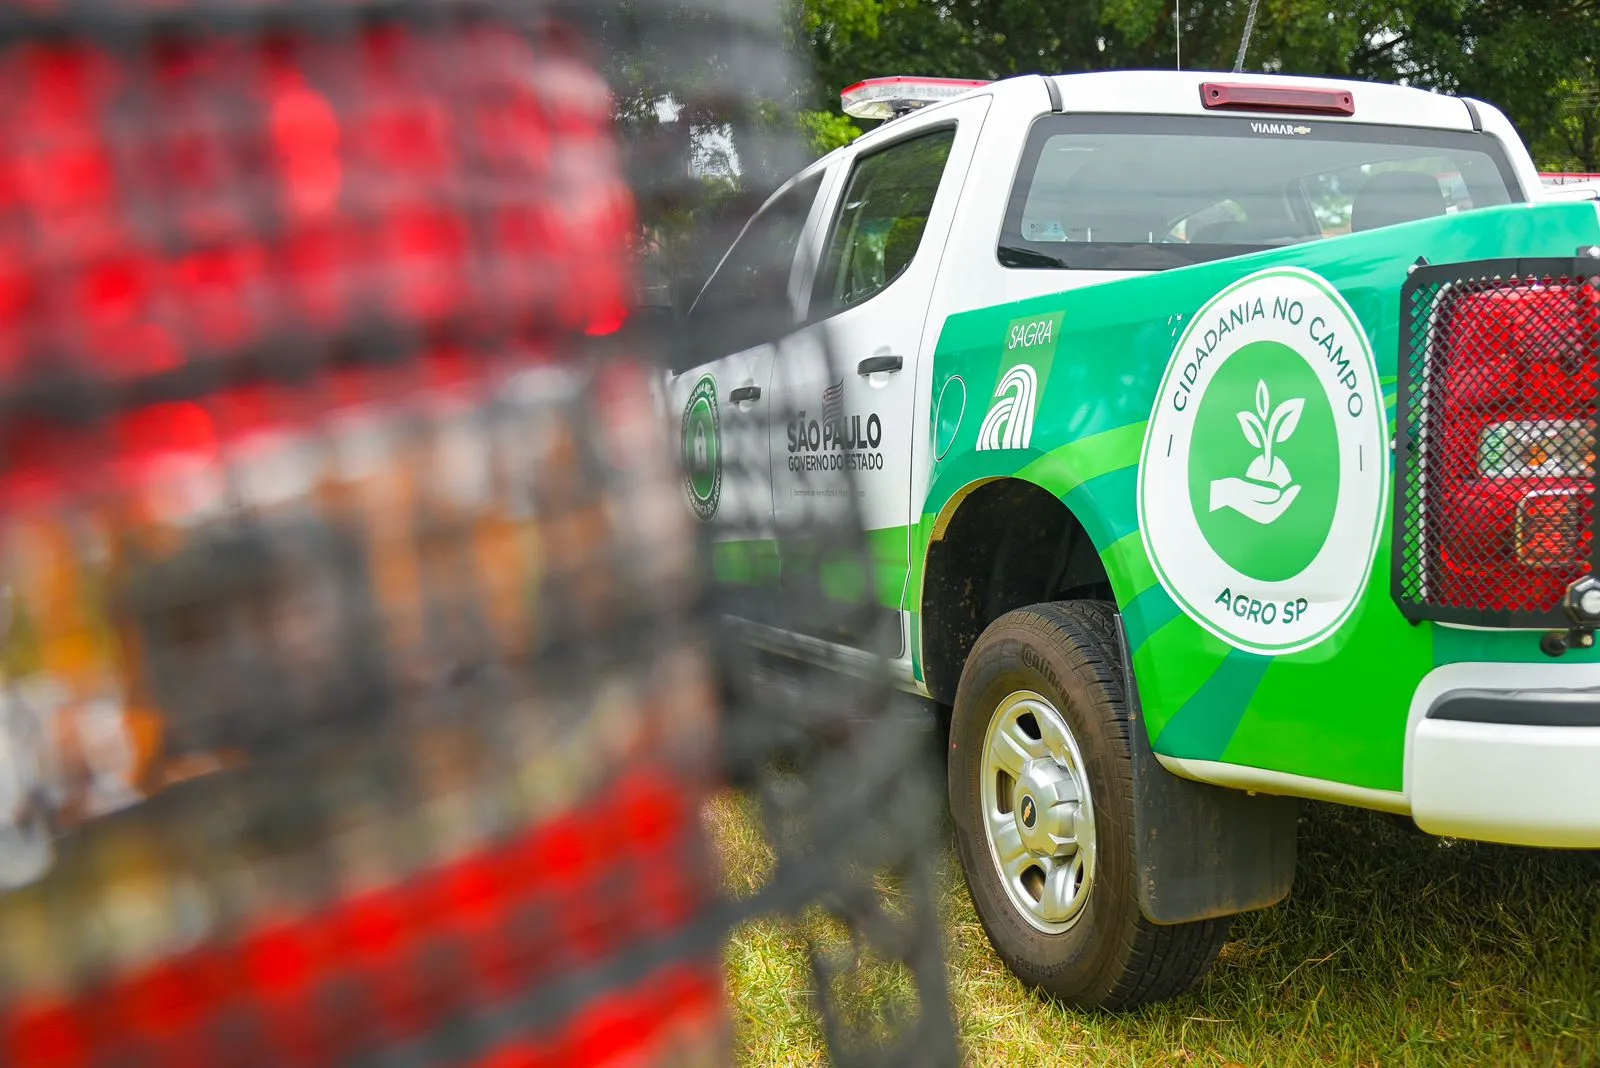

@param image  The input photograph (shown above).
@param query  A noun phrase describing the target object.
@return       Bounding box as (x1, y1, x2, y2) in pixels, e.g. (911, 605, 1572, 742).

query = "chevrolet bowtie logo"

(1020, 795, 1037, 829)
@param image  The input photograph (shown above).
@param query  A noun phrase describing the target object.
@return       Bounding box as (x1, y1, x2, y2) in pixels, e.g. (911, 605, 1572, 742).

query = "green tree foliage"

(1529, 76, 1600, 172)
(579, 2, 829, 303)
(797, 0, 1600, 170)
(800, 109, 866, 154)
(601, 0, 1597, 305)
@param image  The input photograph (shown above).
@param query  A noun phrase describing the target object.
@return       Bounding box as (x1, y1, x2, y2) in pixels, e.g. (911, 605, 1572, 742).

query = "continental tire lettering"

(1017, 644, 1064, 695)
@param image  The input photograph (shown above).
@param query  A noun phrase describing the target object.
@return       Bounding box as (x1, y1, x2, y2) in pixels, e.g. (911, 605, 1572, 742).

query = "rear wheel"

(948, 600, 1230, 1010)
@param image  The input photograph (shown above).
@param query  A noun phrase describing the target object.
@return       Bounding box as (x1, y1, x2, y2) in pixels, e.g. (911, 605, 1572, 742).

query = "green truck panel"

(922, 200, 1600, 793)
(706, 200, 1600, 795)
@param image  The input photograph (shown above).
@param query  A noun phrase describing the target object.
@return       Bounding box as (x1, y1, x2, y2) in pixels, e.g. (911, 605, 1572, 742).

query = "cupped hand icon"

(1209, 477, 1302, 525)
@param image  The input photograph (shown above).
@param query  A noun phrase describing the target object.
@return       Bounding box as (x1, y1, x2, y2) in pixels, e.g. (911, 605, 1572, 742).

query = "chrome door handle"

(729, 385, 761, 403)
(857, 355, 903, 375)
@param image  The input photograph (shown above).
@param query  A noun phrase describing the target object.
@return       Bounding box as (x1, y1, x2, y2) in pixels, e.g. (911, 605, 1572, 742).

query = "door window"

(690, 172, 824, 319)
(812, 128, 956, 317)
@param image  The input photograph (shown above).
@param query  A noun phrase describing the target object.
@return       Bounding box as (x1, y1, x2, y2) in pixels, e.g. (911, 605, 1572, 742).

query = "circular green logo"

(681, 374, 721, 521)
(1186, 340, 1340, 582)
(1137, 267, 1388, 656)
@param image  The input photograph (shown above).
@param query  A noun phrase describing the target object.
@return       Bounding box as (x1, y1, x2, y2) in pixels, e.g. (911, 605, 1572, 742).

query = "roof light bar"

(841, 76, 989, 121)
(1200, 81, 1355, 117)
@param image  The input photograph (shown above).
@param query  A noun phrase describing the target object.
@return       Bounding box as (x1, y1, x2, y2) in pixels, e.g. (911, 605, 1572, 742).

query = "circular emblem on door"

(681, 374, 722, 522)
(1137, 266, 1387, 656)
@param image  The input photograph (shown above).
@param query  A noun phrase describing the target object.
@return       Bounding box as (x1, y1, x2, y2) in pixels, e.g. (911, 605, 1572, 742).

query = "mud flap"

(1116, 617, 1298, 925)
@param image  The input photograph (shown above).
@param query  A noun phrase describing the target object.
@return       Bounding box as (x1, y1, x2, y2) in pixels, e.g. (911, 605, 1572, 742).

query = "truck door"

(769, 96, 991, 672)
(670, 170, 829, 624)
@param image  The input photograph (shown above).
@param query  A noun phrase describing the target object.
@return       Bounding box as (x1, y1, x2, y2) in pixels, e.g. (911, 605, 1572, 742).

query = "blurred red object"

(1, 770, 724, 1068)
(0, 3, 726, 1066)
(0, 16, 634, 387)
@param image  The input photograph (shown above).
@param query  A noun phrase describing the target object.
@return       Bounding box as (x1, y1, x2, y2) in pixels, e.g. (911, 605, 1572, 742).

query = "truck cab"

(669, 69, 1600, 1010)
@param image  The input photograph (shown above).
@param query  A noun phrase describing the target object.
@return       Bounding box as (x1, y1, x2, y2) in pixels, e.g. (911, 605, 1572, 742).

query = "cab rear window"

(998, 114, 1521, 271)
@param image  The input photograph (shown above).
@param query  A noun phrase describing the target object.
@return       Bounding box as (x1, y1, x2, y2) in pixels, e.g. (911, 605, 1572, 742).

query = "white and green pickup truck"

(670, 70, 1600, 1009)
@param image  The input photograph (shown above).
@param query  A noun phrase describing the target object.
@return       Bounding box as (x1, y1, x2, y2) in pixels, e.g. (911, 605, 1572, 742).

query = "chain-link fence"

(0, 0, 957, 1064)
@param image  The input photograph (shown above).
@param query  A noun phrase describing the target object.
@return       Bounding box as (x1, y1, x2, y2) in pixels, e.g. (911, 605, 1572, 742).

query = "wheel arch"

(918, 474, 1131, 706)
(934, 507, 1302, 934)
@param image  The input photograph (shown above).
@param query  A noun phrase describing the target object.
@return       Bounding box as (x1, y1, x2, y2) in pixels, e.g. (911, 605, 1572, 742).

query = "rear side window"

(999, 115, 1521, 271)
(812, 127, 956, 316)
(691, 171, 824, 318)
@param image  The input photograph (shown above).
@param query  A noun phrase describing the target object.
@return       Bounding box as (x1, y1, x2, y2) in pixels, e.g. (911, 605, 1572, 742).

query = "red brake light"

(1427, 280, 1600, 613)
(1199, 81, 1355, 116)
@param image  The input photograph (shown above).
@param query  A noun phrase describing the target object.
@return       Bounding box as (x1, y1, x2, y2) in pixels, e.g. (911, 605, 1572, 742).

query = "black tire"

(948, 600, 1230, 1010)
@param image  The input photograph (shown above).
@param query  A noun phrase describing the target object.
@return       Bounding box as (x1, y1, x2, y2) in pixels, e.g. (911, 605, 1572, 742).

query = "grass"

(704, 790, 1600, 1067)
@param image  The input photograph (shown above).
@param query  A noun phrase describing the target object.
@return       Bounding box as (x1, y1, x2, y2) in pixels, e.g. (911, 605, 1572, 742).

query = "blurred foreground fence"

(0, 0, 957, 1064)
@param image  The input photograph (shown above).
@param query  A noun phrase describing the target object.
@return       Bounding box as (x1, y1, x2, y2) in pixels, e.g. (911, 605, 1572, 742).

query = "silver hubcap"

(979, 690, 1096, 933)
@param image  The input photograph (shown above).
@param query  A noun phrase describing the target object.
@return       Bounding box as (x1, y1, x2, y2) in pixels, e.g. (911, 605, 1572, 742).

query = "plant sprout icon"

(1209, 379, 1305, 524)
(1239, 380, 1303, 487)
